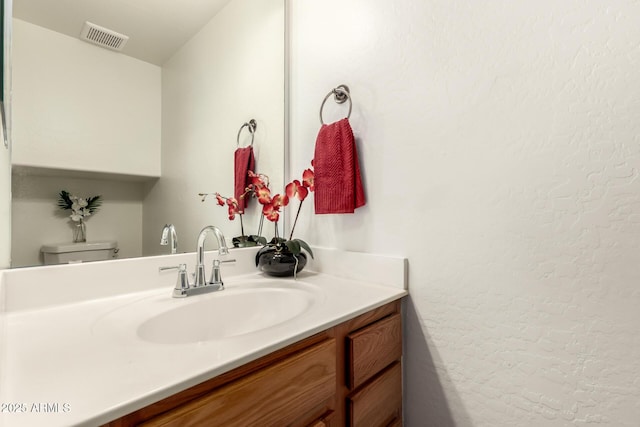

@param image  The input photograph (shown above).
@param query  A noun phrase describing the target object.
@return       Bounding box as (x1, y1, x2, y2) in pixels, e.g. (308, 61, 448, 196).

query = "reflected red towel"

(234, 146, 255, 212)
(313, 118, 365, 214)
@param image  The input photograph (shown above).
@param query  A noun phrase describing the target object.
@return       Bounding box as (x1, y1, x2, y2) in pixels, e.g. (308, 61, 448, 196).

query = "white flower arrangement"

(57, 191, 102, 222)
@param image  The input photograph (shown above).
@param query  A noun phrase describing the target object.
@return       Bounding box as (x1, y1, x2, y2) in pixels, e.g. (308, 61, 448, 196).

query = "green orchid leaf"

(293, 239, 314, 259)
(285, 239, 301, 254)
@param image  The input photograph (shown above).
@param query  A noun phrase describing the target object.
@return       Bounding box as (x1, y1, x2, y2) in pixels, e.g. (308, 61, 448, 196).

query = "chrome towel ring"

(319, 85, 352, 125)
(236, 119, 257, 147)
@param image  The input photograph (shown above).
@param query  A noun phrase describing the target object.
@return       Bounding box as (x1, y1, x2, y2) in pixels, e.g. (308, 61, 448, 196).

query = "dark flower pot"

(255, 245, 307, 277)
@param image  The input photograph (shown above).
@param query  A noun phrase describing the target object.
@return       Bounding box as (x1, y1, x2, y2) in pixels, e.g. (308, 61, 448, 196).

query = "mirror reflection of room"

(9, 0, 284, 267)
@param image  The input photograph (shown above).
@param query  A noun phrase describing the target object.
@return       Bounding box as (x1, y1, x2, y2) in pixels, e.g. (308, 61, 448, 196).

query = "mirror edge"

(282, 0, 291, 238)
(1, 0, 12, 269)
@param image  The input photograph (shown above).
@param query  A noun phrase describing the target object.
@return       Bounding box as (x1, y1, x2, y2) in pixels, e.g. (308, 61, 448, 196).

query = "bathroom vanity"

(0, 247, 407, 427)
(106, 300, 402, 426)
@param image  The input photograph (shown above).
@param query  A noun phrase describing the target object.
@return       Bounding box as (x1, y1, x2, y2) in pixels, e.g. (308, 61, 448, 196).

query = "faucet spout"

(194, 225, 229, 287)
(160, 224, 178, 254)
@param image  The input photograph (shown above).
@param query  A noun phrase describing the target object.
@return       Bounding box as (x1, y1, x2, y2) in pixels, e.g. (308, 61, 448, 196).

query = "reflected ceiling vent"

(80, 21, 129, 52)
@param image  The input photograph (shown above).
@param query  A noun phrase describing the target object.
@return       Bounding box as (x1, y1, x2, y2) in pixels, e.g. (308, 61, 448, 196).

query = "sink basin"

(91, 280, 322, 345)
(138, 287, 314, 344)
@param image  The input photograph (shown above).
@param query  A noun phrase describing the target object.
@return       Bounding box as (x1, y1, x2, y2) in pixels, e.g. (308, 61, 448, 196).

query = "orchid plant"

(199, 186, 267, 247)
(249, 166, 315, 259)
(201, 166, 315, 258)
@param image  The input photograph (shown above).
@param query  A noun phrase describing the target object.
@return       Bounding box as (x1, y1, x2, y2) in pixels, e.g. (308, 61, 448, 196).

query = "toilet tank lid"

(41, 241, 118, 254)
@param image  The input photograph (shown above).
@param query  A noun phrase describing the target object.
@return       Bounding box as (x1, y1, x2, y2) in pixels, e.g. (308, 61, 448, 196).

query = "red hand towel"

(234, 146, 255, 213)
(314, 118, 365, 214)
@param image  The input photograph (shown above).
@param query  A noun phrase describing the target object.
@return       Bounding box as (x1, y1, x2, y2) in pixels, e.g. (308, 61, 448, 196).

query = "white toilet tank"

(41, 241, 118, 265)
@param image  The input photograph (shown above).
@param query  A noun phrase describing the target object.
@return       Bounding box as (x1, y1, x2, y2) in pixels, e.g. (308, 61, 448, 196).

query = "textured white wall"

(289, 1, 640, 425)
(11, 19, 161, 177)
(143, 0, 284, 255)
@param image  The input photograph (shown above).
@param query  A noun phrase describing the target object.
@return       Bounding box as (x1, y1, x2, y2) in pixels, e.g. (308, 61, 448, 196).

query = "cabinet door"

(144, 339, 336, 427)
(347, 313, 402, 389)
(347, 362, 402, 427)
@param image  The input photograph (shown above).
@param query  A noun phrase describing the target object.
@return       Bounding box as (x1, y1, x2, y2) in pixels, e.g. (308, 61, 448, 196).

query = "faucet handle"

(208, 259, 224, 289)
(171, 263, 191, 298)
(160, 264, 191, 297)
(208, 259, 236, 289)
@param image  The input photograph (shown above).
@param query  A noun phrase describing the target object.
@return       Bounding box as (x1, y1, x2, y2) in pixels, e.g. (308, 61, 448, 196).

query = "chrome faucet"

(194, 225, 229, 287)
(162, 225, 235, 298)
(160, 224, 178, 254)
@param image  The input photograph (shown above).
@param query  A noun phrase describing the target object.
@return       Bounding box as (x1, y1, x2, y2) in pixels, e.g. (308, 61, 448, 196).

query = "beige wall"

(290, 1, 640, 425)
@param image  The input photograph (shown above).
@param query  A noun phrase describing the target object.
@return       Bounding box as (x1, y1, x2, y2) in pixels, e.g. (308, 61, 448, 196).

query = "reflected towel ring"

(236, 119, 257, 147)
(319, 85, 352, 125)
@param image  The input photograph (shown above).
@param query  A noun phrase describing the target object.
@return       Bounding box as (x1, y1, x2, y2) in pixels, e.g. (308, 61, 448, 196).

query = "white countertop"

(0, 247, 407, 427)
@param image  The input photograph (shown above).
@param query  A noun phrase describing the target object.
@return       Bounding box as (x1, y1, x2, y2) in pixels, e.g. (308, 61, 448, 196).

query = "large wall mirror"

(6, 0, 285, 267)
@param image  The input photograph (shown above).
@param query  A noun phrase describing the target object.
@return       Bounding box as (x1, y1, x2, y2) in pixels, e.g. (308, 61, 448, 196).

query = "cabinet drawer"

(347, 313, 402, 389)
(347, 362, 402, 427)
(144, 339, 336, 427)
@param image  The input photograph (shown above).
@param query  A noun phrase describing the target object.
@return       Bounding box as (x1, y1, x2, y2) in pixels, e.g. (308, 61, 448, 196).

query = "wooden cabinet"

(346, 313, 403, 427)
(104, 299, 403, 427)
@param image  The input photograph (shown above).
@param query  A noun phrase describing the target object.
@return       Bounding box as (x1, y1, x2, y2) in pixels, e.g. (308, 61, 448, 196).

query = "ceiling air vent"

(80, 21, 129, 52)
